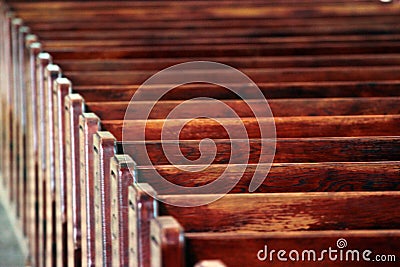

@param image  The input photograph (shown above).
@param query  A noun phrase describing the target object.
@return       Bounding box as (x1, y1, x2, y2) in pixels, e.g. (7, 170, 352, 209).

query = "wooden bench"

(1, 1, 400, 267)
(151, 216, 399, 267)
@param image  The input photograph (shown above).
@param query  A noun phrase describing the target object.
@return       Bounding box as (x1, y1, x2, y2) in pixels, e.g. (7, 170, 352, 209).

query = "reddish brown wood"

(103, 115, 400, 141)
(56, 54, 400, 72)
(24, 39, 41, 267)
(65, 93, 84, 267)
(110, 155, 136, 267)
(137, 160, 400, 194)
(128, 182, 156, 267)
(2, 2, 400, 267)
(75, 81, 400, 102)
(124, 136, 400, 166)
(79, 113, 100, 267)
(93, 131, 116, 267)
(182, 230, 400, 267)
(86, 97, 400, 120)
(136, 185, 400, 266)
(36, 52, 52, 267)
(53, 77, 72, 267)
(42, 42, 400, 61)
(150, 216, 184, 267)
(43, 63, 61, 267)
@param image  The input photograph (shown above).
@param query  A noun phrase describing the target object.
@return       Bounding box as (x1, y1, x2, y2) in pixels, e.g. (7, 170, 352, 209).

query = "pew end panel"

(110, 154, 136, 267)
(150, 216, 185, 267)
(43, 63, 61, 267)
(53, 77, 72, 267)
(79, 112, 100, 267)
(24, 39, 41, 264)
(35, 51, 52, 267)
(128, 182, 157, 267)
(64, 93, 84, 267)
(93, 131, 116, 267)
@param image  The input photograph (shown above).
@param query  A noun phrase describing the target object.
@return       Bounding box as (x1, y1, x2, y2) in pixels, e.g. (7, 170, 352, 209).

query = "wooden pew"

(12, 3, 400, 22)
(61, 66, 400, 85)
(55, 54, 400, 71)
(58, 91, 400, 266)
(69, 82, 400, 266)
(151, 216, 399, 267)
(13, 47, 400, 267)
(105, 115, 400, 140)
(75, 81, 400, 102)
(85, 97, 400, 120)
(5, 9, 400, 262)
(1, 1, 398, 266)
(108, 137, 400, 266)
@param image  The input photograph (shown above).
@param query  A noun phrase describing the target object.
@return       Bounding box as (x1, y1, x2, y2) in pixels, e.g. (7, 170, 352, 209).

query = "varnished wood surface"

(103, 115, 400, 140)
(12, 4, 400, 22)
(35, 43, 400, 60)
(156, 191, 400, 232)
(75, 81, 400, 102)
(1, 1, 400, 267)
(62, 66, 400, 85)
(86, 97, 400, 120)
(136, 160, 400, 194)
(183, 230, 400, 267)
(55, 54, 400, 71)
(124, 136, 400, 165)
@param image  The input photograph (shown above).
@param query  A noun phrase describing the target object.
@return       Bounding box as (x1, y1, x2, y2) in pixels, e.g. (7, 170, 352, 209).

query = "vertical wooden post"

(128, 183, 157, 267)
(36, 52, 52, 267)
(44, 63, 61, 267)
(24, 38, 40, 266)
(110, 154, 136, 267)
(65, 93, 84, 267)
(79, 112, 100, 267)
(11, 17, 22, 210)
(17, 25, 30, 233)
(53, 77, 72, 267)
(150, 216, 184, 267)
(93, 131, 116, 267)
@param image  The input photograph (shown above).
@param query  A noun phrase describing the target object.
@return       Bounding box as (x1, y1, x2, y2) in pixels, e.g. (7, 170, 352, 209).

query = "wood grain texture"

(35, 52, 52, 267)
(93, 131, 116, 267)
(43, 63, 61, 267)
(56, 54, 400, 72)
(104, 115, 400, 140)
(2, 1, 400, 267)
(64, 93, 84, 267)
(137, 161, 400, 194)
(75, 81, 400, 102)
(43, 42, 400, 60)
(110, 155, 135, 267)
(134, 182, 400, 267)
(62, 66, 400, 86)
(128, 182, 156, 267)
(158, 191, 400, 232)
(86, 97, 400, 120)
(53, 77, 71, 267)
(184, 230, 400, 267)
(124, 136, 400, 165)
(150, 216, 184, 267)
(24, 40, 41, 267)
(79, 113, 99, 267)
